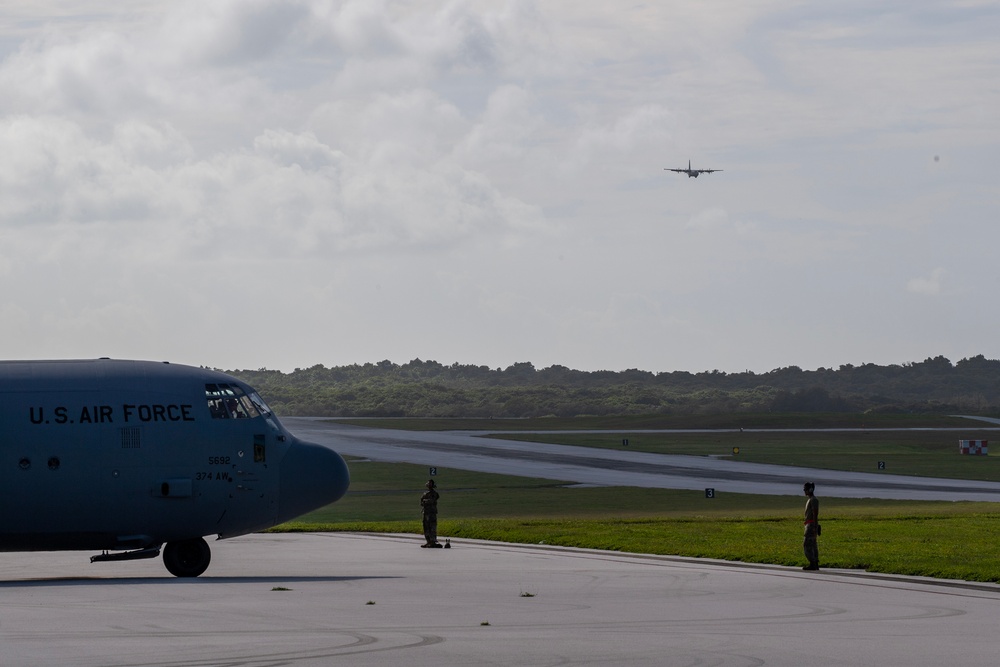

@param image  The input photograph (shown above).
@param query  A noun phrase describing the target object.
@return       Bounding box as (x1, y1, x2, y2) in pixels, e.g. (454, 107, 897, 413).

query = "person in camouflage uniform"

(420, 479, 442, 548)
(802, 481, 820, 570)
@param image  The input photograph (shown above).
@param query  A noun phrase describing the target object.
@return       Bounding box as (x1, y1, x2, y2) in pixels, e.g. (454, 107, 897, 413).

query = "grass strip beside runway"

(276, 459, 1000, 583)
(280, 514, 1000, 582)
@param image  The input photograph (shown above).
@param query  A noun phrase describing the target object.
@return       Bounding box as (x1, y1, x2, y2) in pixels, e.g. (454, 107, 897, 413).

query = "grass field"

(275, 415, 1000, 582)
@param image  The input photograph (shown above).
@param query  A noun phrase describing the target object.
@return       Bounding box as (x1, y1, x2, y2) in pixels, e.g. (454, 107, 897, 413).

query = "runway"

(283, 418, 1000, 501)
(3, 532, 999, 666)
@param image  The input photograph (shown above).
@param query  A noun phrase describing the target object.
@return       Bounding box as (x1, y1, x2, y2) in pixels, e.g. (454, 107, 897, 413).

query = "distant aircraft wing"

(664, 168, 687, 172)
(696, 169, 721, 173)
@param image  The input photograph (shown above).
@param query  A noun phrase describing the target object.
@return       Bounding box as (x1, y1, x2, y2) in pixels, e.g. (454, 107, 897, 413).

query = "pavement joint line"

(308, 531, 1000, 596)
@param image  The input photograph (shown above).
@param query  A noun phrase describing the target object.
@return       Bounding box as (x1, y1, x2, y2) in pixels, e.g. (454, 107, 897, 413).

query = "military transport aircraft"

(664, 160, 722, 178)
(0, 359, 350, 577)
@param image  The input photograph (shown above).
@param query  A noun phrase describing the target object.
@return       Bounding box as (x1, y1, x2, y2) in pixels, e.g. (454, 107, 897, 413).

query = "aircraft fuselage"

(664, 160, 720, 178)
(0, 359, 350, 576)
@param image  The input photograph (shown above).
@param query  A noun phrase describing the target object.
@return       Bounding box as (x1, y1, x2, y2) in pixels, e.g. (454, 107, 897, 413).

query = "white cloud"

(908, 268, 946, 296)
(0, 0, 998, 372)
(576, 105, 673, 157)
(0, 110, 544, 265)
(454, 84, 536, 161)
(685, 207, 730, 231)
(0, 115, 175, 225)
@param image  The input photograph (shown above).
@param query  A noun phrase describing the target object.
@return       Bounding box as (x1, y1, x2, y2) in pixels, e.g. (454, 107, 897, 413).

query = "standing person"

(802, 482, 820, 570)
(420, 479, 442, 548)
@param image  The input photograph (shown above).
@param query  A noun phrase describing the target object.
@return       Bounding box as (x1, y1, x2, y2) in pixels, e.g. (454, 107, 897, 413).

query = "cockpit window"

(246, 391, 273, 416)
(205, 383, 272, 419)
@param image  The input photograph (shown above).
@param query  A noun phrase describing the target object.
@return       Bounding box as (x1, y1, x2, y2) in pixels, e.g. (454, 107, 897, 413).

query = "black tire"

(163, 537, 212, 577)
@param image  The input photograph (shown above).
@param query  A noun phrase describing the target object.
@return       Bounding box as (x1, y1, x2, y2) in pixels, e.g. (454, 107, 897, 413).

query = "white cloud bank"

(0, 1, 998, 373)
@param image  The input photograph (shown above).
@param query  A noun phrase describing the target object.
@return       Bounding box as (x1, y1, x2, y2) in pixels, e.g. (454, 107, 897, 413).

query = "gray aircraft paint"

(0, 359, 350, 576)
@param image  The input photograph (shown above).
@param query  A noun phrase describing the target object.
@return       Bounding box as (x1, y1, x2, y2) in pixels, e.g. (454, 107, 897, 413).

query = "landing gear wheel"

(163, 537, 212, 577)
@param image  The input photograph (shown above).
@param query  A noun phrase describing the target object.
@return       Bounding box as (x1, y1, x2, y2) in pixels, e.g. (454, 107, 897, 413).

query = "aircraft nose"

(277, 439, 350, 523)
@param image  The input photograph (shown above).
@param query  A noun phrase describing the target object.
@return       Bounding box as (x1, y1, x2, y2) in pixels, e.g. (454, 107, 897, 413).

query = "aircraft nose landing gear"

(163, 537, 212, 577)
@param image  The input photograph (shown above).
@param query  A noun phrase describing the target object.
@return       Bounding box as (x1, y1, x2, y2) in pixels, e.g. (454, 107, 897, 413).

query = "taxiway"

(3, 532, 999, 666)
(284, 418, 1000, 500)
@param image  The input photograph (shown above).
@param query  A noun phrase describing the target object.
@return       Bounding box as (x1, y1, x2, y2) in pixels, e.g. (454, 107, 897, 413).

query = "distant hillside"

(226, 354, 1000, 418)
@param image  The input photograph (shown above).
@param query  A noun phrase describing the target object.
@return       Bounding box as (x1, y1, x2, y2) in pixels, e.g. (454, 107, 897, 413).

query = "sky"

(1, 1, 998, 374)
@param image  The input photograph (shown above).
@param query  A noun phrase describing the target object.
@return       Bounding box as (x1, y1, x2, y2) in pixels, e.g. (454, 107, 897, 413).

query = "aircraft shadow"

(0, 575, 402, 588)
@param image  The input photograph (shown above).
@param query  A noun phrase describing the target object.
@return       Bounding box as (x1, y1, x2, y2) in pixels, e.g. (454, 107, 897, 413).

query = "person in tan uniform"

(802, 481, 820, 570)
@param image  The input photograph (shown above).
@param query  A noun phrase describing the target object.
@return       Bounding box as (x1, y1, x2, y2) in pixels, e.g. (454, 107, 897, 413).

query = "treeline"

(224, 355, 1000, 418)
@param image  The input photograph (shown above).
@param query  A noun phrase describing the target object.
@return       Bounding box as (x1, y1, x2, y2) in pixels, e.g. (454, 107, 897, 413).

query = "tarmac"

(3, 532, 1000, 666)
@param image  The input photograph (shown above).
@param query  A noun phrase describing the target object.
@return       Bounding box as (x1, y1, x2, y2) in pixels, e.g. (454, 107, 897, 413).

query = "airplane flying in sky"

(664, 160, 722, 178)
(0, 358, 350, 577)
